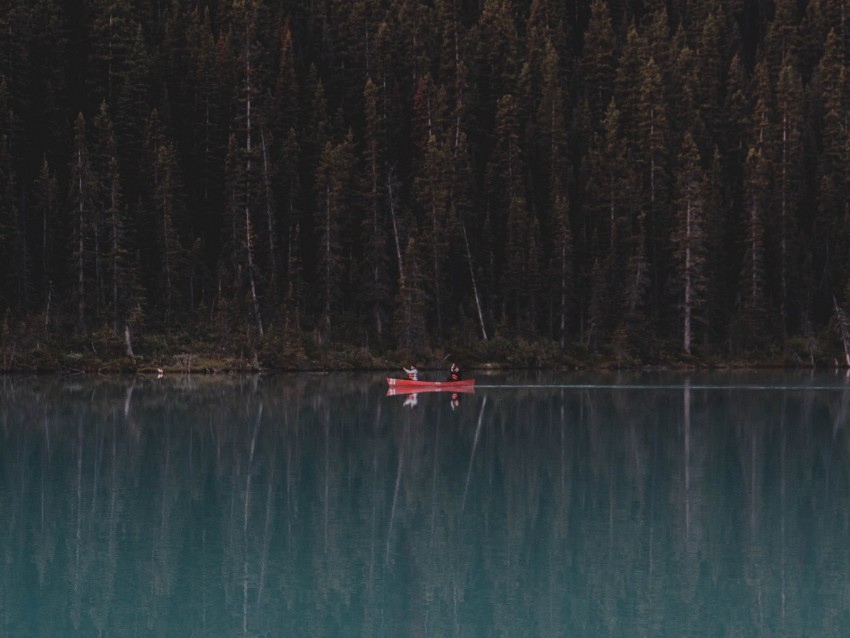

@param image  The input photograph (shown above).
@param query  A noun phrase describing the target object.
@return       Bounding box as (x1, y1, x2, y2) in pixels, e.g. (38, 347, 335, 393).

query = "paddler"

(403, 364, 419, 380)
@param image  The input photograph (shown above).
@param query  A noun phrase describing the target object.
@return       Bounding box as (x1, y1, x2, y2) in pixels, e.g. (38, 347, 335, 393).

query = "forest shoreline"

(6, 1, 850, 376)
(0, 332, 839, 374)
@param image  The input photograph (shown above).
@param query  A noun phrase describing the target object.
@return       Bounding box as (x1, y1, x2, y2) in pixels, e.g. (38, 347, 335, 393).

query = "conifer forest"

(1, 0, 849, 369)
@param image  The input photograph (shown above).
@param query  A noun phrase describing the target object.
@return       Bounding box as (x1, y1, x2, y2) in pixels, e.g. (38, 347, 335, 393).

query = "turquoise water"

(1, 371, 849, 637)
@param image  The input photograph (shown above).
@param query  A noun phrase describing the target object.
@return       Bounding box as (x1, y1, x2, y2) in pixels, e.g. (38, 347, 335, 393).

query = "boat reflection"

(386, 385, 474, 409)
(386, 385, 475, 397)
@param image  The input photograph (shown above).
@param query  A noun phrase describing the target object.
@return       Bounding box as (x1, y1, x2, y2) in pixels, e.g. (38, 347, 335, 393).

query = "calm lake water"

(1, 371, 849, 637)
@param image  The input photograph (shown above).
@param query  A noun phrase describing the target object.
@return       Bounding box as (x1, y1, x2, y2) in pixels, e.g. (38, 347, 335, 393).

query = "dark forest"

(1, 0, 848, 370)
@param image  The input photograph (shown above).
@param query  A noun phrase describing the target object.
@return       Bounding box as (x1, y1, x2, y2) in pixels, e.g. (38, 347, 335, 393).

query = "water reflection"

(0, 372, 849, 636)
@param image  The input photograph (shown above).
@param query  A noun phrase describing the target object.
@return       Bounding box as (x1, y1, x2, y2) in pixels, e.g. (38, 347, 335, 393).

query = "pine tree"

(723, 52, 751, 148)
(537, 37, 568, 228)
(409, 74, 451, 338)
(475, 0, 520, 140)
(798, 0, 830, 82)
(578, 106, 610, 341)
(324, 0, 372, 113)
(635, 55, 672, 321)
(695, 11, 728, 148)
(703, 147, 730, 350)
(774, 60, 804, 337)
(69, 113, 97, 332)
(223, 131, 262, 339)
(622, 209, 650, 334)
(32, 158, 59, 318)
(185, 6, 228, 272)
(0, 0, 32, 159)
(0, 90, 24, 315)
(535, 36, 571, 342)
(360, 77, 390, 339)
(92, 100, 132, 333)
(88, 0, 138, 107)
(671, 132, 707, 355)
(765, 0, 800, 79)
(811, 30, 848, 311)
(485, 93, 528, 334)
(527, 0, 570, 68)
(668, 41, 707, 159)
(435, 0, 472, 155)
(152, 140, 185, 331)
(641, 2, 672, 85)
(548, 187, 573, 349)
(314, 132, 354, 340)
(738, 143, 769, 344)
(222, 0, 281, 339)
(580, 0, 616, 130)
(613, 24, 643, 146)
(393, 236, 428, 355)
(450, 129, 488, 341)
(29, 0, 70, 174)
(277, 128, 304, 331)
(114, 25, 151, 203)
(413, 132, 451, 338)
(272, 18, 299, 138)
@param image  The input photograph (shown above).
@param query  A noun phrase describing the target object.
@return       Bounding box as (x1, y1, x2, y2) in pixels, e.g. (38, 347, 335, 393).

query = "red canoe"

(387, 384, 475, 396)
(386, 377, 475, 391)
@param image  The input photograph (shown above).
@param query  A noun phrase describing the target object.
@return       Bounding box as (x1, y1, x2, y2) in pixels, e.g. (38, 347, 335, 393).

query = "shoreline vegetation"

(1, 327, 845, 374)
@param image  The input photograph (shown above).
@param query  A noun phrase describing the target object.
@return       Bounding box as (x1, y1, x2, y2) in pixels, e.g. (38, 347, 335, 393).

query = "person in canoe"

(403, 364, 419, 381)
(447, 362, 461, 382)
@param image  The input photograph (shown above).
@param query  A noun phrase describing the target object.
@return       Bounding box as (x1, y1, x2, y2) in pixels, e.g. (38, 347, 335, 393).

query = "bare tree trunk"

(371, 147, 383, 336)
(387, 172, 405, 284)
(430, 195, 443, 335)
(684, 201, 692, 355)
(323, 184, 332, 333)
(459, 213, 488, 340)
(245, 203, 263, 337)
(780, 112, 789, 337)
(111, 185, 120, 334)
(833, 296, 850, 366)
(76, 159, 86, 331)
(261, 130, 277, 287)
(559, 241, 567, 350)
(684, 382, 691, 539)
(244, 46, 263, 338)
(124, 324, 135, 360)
(45, 284, 51, 337)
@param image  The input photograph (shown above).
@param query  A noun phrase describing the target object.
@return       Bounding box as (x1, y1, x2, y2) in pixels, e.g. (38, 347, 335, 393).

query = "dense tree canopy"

(0, 0, 848, 366)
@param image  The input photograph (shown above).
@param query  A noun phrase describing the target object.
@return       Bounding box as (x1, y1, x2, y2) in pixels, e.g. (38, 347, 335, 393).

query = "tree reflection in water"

(1, 371, 849, 636)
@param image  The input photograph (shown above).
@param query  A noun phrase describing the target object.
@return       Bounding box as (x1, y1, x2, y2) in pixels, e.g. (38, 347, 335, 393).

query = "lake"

(1, 371, 849, 637)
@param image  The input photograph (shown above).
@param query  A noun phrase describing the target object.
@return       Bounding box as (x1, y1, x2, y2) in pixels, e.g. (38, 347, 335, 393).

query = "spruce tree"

(87, 0, 137, 107)
(580, 0, 616, 130)
(811, 30, 848, 311)
(69, 113, 97, 332)
(32, 158, 59, 319)
(393, 236, 428, 356)
(314, 132, 354, 340)
(360, 77, 390, 340)
(413, 132, 451, 338)
(635, 55, 672, 322)
(774, 60, 804, 337)
(671, 132, 707, 355)
(0, 95, 24, 315)
(92, 100, 132, 333)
